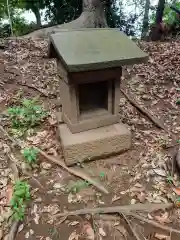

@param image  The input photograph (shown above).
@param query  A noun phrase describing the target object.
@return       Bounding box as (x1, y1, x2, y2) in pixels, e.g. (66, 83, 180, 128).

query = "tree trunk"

(141, 0, 150, 40)
(23, 0, 108, 39)
(155, 0, 165, 24)
(31, 7, 42, 28)
(148, 0, 165, 41)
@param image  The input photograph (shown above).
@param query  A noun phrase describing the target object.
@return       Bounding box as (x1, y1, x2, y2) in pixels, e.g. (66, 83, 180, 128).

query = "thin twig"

(121, 213, 141, 240)
(0, 126, 20, 147)
(23, 170, 44, 189)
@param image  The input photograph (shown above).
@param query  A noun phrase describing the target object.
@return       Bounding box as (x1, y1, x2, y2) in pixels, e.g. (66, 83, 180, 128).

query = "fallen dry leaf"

(68, 231, 79, 240)
(173, 187, 180, 196)
(153, 168, 166, 177)
(154, 233, 170, 240)
(27, 130, 48, 145)
(68, 221, 79, 226)
(154, 212, 171, 225)
(81, 221, 95, 240)
(112, 195, 121, 203)
(137, 192, 146, 203)
(130, 199, 137, 204)
(99, 227, 106, 237)
(6, 184, 13, 204)
(18, 224, 24, 233)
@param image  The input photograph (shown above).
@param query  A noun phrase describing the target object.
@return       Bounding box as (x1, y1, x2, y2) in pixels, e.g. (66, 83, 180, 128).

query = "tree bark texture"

(148, 0, 165, 41)
(31, 7, 42, 28)
(141, 0, 150, 40)
(23, 0, 108, 39)
(155, 0, 165, 24)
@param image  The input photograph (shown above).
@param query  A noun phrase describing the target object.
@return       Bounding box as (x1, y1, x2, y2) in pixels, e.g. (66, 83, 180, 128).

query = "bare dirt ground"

(1, 38, 180, 240)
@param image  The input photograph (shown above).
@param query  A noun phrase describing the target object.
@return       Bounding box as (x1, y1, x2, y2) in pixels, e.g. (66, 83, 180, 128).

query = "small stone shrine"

(48, 28, 148, 165)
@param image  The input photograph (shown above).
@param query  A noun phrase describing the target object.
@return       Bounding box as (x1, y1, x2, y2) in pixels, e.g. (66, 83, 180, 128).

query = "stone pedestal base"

(59, 123, 131, 166)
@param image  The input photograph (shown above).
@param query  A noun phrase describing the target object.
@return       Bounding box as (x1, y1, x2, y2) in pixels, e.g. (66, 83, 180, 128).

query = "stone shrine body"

(48, 28, 148, 165)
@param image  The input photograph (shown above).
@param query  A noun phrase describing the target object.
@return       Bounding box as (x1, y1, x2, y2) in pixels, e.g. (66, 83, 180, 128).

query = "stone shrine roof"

(49, 28, 148, 72)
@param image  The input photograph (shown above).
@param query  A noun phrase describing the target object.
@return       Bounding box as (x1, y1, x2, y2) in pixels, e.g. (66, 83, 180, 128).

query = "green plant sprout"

(166, 175, 173, 184)
(67, 180, 90, 193)
(8, 98, 48, 136)
(10, 180, 31, 221)
(176, 99, 180, 105)
(22, 147, 39, 166)
(99, 172, 105, 179)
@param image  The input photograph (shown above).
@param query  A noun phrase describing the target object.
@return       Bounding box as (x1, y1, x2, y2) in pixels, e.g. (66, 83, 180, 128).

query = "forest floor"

(0, 38, 180, 240)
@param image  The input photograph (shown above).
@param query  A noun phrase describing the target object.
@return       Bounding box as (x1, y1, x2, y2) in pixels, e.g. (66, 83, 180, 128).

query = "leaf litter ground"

(0, 39, 180, 239)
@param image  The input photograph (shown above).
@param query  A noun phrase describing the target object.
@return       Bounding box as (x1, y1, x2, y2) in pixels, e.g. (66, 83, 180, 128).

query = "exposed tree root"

(52, 203, 180, 236)
(0, 125, 108, 194)
(5, 150, 20, 240)
(121, 89, 180, 176)
(121, 89, 168, 132)
(39, 150, 109, 194)
(130, 211, 180, 235)
(53, 203, 173, 217)
(7, 221, 20, 240)
(22, 0, 108, 39)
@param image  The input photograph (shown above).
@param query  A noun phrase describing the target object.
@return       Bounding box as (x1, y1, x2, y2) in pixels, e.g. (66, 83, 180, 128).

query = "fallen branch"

(53, 203, 173, 218)
(39, 150, 108, 194)
(121, 89, 168, 132)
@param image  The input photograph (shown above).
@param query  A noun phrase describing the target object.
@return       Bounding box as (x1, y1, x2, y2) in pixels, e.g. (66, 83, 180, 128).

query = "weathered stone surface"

(56, 112, 64, 124)
(49, 28, 148, 72)
(60, 77, 120, 133)
(59, 123, 131, 166)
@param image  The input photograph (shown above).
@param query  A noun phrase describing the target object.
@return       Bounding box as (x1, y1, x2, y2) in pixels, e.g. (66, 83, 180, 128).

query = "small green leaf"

(99, 172, 105, 178)
(176, 99, 180, 105)
(11, 180, 31, 220)
(8, 98, 48, 136)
